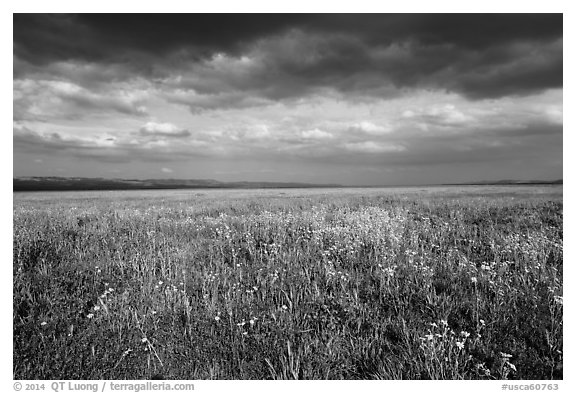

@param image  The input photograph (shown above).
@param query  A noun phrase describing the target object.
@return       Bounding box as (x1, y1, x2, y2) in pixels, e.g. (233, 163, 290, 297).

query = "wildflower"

(479, 319, 485, 326)
(40, 321, 47, 326)
(500, 352, 512, 359)
(476, 363, 491, 376)
(93, 305, 101, 311)
(237, 321, 246, 327)
(141, 337, 148, 343)
(456, 341, 465, 349)
(87, 313, 94, 319)
(471, 277, 478, 284)
(158, 281, 163, 285)
(440, 319, 448, 327)
(215, 316, 220, 322)
(430, 322, 438, 328)
(460, 331, 470, 338)
(508, 363, 517, 372)
(281, 305, 288, 311)
(108, 288, 114, 292)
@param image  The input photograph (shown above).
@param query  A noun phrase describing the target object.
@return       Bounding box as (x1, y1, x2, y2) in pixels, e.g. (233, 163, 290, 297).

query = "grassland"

(13, 186, 563, 380)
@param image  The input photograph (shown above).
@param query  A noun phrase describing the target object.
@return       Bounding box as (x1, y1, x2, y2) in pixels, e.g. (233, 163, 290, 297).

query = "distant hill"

(446, 179, 563, 186)
(13, 177, 343, 191)
(13, 177, 563, 191)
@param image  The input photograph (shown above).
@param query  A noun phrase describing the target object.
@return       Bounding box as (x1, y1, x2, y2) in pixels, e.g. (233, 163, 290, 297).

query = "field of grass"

(13, 186, 563, 380)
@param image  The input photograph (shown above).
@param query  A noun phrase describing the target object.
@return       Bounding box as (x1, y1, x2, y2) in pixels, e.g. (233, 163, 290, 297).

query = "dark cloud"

(250, 32, 562, 100)
(14, 14, 97, 65)
(14, 14, 562, 62)
(14, 14, 562, 102)
(13, 14, 303, 64)
(337, 14, 562, 49)
(453, 45, 563, 99)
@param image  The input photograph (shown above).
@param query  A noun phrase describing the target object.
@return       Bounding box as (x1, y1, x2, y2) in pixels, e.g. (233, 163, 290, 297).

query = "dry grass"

(13, 186, 562, 379)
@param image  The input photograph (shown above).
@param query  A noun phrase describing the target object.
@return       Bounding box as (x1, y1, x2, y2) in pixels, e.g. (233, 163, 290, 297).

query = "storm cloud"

(14, 14, 562, 100)
(13, 14, 562, 185)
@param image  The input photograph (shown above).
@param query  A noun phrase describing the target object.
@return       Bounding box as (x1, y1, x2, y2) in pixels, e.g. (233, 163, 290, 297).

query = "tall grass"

(13, 189, 563, 379)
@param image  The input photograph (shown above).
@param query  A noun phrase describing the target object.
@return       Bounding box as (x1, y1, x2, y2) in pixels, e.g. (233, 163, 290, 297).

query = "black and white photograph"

(12, 10, 564, 384)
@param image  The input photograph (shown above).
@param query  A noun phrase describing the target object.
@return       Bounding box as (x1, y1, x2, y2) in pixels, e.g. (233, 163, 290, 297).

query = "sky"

(12, 14, 563, 186)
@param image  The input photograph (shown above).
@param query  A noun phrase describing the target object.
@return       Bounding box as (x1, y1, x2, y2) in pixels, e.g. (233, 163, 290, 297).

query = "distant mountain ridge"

(13, 177, 343, 191)
(444, 179, 563, 186)
(13, 176, 562, 191)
